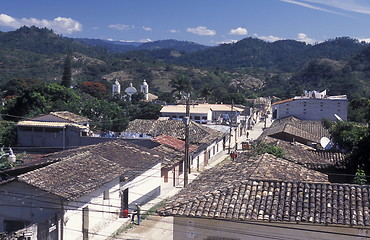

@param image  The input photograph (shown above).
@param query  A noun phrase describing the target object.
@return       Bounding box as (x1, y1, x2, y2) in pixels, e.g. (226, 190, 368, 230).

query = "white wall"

(273, 98, 348, 121)
(121, 162, 161, 212)
(0, 181, 62, 232)
(62, 178, 121, 240)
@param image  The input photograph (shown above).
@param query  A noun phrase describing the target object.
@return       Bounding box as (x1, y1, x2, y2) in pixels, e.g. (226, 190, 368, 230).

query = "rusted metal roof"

(153, 135, 198, 153)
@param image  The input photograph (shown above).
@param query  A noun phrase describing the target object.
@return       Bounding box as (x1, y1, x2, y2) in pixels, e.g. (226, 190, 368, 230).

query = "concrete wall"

(173, 216, 370, 240)
(273, 98, 348, 121)
(17, 126, 115, 151)
(0, 181, 62, 233)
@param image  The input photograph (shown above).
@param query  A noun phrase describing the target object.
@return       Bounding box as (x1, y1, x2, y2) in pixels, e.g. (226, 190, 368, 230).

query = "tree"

(201, 85, 213, 103)
(328, 121, 368, 153)
(7, 82, 81, 118)
(170, 75, 192, 99)
(78, 81, 108, 99)
(61, 53, 72, 88)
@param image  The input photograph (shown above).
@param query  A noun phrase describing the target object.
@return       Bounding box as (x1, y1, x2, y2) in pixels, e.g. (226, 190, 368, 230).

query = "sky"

(2, 0, 370, 46)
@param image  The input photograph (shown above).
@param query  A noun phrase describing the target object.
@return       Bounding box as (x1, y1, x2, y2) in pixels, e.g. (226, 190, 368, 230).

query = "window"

(202, 116, 207, 120)
(103, 190, 109, 200)
(194, 116, 200, 120)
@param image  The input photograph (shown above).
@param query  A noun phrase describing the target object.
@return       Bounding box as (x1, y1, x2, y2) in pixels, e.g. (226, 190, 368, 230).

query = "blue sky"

(1, 0, 370, 46)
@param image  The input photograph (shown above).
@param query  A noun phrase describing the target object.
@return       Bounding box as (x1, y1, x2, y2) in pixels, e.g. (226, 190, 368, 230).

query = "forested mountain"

(1, 26, 370, 103)
(174, 37, 368, 72)
(75, 38, 210, 53)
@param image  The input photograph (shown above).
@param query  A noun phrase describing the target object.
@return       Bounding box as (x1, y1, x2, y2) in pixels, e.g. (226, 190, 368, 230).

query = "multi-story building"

(271, 90, 348, 121)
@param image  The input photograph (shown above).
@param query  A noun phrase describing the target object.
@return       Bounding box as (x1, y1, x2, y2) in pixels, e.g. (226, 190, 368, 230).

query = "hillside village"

(0, 82, 369, 240)
(0, 27, 369, 240)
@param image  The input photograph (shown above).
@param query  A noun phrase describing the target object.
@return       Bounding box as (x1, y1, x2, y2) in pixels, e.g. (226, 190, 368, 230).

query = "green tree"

(201, 85, 213, 103)
(7, 82, 81, 118)
(328, 121, 368, 153)
(61, 53, 72, 88)
(170, 75, 192, 99)
(254, 142, 285, 158)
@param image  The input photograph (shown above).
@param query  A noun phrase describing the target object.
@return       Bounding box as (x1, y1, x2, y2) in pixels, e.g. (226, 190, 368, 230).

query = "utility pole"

(183, 94, 190, 188)
(228, 101, 234, 154)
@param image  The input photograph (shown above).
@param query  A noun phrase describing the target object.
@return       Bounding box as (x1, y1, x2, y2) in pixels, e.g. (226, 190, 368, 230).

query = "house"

(126, 136, 187, 195)
(272, 90, 348, 121)
(160, 103, 246, 125)
(16, 111, 91, 151)
(261, 136, 346, 172)
(158, 152, 370, 239)
(125, 119, 226, 170)
(159, 180, 370, 239)
(0, 140, 163, 240)
(259, 116, 330, 146)
(16, 111, 119, 151)
(30, 111, 91, 126)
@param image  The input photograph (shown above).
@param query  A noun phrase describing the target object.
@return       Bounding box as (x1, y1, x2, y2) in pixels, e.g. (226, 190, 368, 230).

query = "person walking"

(131, 203, 141, 225)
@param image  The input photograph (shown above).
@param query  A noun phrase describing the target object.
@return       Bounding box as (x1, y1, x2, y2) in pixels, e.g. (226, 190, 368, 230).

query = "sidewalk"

(236, 114, 273, 150)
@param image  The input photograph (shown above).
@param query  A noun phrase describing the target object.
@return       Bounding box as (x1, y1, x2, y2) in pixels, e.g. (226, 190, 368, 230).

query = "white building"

(271, 90, 348, 121)
(112, 79, 121, 95)
(140, 80, 149, 101)
(160, 103, 245, 124)
(0, 140, 162, 240)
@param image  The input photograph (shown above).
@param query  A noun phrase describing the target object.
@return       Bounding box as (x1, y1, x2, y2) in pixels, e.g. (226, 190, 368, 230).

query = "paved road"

(113, 215, 173, 240)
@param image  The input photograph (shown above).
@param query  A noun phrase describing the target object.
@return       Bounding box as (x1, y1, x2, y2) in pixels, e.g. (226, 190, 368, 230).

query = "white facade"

(112, 80, 121, 95)
(272, 91, 348, 121)
(0, 163, 162, 240)
(140, 80, 149, 101)
(160, 104, 244, 124)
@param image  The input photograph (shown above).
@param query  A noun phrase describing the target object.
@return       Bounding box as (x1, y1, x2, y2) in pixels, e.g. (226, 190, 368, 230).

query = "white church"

(112, 79, 157, 101)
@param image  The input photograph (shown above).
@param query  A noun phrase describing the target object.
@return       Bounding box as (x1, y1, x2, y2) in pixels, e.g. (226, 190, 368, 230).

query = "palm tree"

(201, 85, 213, 103)
(170, 75, 192, 99)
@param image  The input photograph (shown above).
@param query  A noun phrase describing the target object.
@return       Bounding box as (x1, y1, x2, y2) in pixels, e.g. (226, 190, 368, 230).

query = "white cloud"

(297, 33, 316, 44)
(186, 26, 216, 36)
(358, 38, 370, 43)
(218, 39, 239, 44)
(142, 26, 152, 31)
(280, 0, 370, 15)
(229, 27, 248, 35)
(169, 29, 180, 33)
(301, 0, 370, 15)
(0, 13, 82, 34)
(108, 24, 134, 31)
(253, 34, 282, 42)
(117, 38, 152, 43)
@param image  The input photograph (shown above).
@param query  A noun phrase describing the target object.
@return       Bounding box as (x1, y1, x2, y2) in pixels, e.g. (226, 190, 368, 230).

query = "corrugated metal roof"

(153, 135, 198, 152)
(50, 111, 91, 123)
(17, 120, 88, 130)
